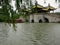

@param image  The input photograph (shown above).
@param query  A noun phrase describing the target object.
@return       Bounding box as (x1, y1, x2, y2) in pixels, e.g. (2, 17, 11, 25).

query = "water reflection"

(0, 23, 9, 45)
(0, 23, 60, 45)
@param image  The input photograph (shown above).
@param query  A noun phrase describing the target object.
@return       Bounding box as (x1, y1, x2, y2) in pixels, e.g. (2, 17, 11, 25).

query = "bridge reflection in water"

(0, 23, 60, 45)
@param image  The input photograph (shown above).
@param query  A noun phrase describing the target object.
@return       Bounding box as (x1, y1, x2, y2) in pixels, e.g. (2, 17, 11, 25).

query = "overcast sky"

(37, 0, 60, 12)
(12, 0, 60, 12)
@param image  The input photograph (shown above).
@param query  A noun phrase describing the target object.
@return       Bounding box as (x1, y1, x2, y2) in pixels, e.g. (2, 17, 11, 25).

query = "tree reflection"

(0, 23, 9, 44)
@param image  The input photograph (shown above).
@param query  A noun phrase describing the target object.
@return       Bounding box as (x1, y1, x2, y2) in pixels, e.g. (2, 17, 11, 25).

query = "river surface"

(0, 23, 60, 45)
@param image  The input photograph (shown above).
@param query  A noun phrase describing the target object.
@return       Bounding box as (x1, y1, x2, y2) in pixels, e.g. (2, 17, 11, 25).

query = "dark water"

(0, 23, 60, 45)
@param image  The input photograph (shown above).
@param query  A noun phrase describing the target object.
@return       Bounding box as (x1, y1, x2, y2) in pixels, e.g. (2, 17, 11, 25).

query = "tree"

(0, 0, 35, 23)
(0, 0, 10, 22)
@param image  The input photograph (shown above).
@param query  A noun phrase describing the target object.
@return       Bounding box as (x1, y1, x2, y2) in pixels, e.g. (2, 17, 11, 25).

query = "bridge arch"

(39, 19, 42, 23)
(31, 19, 34, 23)
(44, 17, 49, 23)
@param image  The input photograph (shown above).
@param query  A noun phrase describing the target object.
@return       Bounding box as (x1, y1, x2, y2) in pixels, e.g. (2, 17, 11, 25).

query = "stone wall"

(29, 13, 60, 23)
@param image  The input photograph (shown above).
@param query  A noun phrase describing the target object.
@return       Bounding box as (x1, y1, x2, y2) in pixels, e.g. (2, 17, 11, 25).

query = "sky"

(12, 0, 60, 12)
(37, 0, 60, 12)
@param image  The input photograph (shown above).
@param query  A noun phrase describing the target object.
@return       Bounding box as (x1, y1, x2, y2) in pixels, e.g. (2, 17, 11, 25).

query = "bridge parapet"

(45, 13, 60, 18)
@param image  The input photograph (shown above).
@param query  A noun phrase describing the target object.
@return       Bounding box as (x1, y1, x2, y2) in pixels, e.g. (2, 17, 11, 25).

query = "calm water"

(0, 23, 60, 45)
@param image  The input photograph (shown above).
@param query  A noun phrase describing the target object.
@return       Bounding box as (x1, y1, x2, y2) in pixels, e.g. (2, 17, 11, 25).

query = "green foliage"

(15, 0, 20, 12)
(0, 0, 34, 22)
(55, 12, 60, 15)
(0, 0, 34, 31)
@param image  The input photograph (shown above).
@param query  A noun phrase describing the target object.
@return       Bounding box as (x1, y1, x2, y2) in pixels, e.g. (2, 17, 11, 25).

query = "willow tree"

(0, 0, 33, 22)
(0, 0, 10, 22)
(15, 0, 21, 13)
(0, 0, 17, 31)
(0, 0, 34, 23)
(15, 0, 34, 22)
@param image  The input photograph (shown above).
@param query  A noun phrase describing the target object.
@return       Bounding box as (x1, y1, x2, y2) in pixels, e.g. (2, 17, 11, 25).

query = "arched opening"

(31, 19, 34, 23)
(44, 17, 49, 23)
(39, 19, 42, 23)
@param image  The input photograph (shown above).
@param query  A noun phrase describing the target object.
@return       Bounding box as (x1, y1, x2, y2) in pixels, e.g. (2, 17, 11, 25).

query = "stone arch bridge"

(30, 13, 60, 23)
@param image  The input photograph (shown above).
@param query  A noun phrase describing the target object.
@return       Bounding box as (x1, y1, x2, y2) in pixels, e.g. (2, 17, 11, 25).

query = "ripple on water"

(0, 23, 60, 45)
